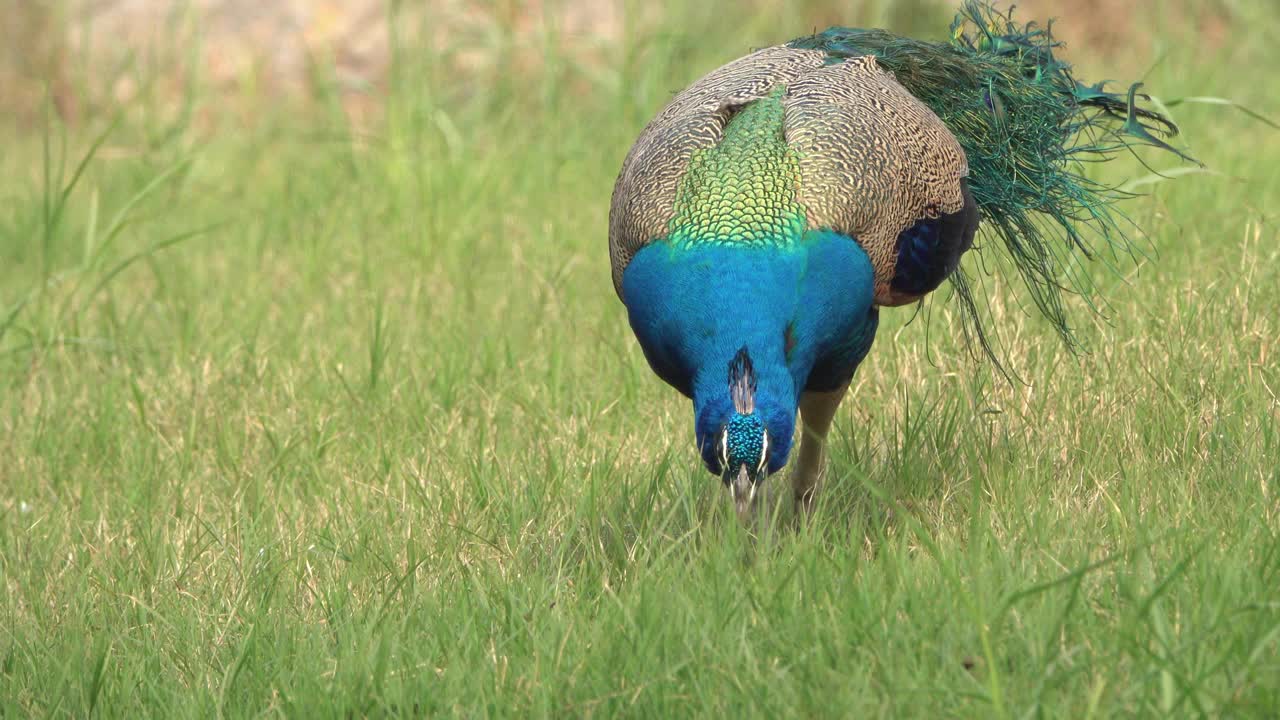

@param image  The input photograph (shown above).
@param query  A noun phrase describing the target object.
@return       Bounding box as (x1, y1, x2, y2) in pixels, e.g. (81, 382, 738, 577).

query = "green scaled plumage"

(669, 88, 805, 248)
(789, 1, 1196, 356)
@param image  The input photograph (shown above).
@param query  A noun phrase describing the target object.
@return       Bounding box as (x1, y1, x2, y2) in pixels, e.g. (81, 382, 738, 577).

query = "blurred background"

(0, 0, 1256, 129)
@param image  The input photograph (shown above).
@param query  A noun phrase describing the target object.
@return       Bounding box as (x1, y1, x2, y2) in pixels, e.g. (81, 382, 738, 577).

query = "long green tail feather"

(789, 0, 1195, 358)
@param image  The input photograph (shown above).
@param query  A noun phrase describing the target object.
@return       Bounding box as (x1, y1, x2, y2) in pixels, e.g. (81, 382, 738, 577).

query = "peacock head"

(709, 347, 771, 517)
(717, 410, 770, 516)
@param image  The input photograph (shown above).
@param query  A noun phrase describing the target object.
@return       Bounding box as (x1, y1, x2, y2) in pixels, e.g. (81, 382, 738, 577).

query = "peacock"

(608, 1, 1192, 520)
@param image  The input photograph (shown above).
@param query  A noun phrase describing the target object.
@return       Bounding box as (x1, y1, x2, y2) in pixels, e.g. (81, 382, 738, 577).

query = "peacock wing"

(783, 54, 972, 305)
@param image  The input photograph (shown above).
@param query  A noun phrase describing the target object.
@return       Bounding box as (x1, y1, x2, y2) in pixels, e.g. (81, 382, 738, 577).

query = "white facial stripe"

(719, 428, 729, 468)
(758, 430, 769, 473)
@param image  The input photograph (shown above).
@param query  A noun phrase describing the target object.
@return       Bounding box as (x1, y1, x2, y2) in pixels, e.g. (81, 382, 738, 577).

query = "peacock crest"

(727, 346, 757, 414)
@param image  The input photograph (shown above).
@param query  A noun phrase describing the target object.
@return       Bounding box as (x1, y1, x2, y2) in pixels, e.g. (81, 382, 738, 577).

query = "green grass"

(2, 0, 1279, 716)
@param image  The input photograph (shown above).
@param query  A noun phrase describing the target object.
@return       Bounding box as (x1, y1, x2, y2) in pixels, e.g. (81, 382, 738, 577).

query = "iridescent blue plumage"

(621, 230, 878, 492)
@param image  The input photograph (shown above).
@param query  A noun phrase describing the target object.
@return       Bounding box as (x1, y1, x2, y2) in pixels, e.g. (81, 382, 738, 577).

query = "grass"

(1, 0, 1278, 716)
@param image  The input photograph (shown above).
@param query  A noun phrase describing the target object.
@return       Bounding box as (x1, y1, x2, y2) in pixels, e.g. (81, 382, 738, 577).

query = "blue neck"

(623, 242, 809, 474)
(620, 229, 877, 477)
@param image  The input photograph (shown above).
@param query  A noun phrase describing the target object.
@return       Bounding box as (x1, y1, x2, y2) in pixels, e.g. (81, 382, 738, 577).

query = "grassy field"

(2, 0, 1278, 716)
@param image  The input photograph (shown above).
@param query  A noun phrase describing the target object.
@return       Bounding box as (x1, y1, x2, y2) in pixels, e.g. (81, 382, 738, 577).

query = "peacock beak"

(730, 464, 756, 518)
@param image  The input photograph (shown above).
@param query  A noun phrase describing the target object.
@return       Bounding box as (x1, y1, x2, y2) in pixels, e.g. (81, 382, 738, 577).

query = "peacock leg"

(793, 383, 849, 517)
